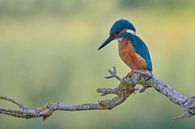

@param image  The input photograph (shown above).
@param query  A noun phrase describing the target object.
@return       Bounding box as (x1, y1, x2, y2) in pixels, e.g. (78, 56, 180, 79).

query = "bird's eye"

(111, 32, 119, 37)
(113, 32, 119, 37)
(111, 34, 115, 37)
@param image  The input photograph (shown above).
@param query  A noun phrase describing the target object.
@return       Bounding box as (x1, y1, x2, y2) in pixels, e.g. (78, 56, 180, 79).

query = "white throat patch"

(126, 29, 136, 35)
(118, 38, 123, 42)
(117, 29, 136, 41)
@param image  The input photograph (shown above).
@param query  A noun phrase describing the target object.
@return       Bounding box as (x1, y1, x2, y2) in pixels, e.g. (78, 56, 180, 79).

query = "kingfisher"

(98, 19, 152, 76)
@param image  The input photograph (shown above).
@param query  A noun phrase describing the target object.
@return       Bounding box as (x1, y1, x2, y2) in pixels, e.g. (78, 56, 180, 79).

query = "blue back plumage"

(130, 35, 152, 71)
(116, 33, 153, 71)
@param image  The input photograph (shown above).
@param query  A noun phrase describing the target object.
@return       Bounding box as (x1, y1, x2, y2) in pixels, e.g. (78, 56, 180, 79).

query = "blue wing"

(129, 35, 152, 71)
(116, 33, 153, 71)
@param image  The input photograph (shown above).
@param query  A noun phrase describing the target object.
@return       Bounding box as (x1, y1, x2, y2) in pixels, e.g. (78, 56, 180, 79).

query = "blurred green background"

(0, 0, 195, 129)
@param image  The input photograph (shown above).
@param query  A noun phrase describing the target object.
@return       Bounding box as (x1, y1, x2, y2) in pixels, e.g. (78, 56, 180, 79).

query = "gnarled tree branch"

(0, 67, 195, 120)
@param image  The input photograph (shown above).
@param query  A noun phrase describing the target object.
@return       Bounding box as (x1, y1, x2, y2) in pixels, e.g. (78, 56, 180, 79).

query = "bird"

(98, 19, 152, 76)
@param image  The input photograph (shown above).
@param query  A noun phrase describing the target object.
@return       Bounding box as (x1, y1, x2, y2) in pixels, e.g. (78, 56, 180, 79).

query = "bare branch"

(0, 96, 28, 110)
(0, 67, 195, 120)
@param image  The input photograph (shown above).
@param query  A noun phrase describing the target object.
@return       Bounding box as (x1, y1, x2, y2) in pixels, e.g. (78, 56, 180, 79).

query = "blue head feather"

(110, 19, 136, 35)
(116, 33, 153, 71)
(98, 19, 136, 50)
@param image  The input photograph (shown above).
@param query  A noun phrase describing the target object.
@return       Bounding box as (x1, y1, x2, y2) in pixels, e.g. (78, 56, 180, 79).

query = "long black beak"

(98, 36, 114, 50)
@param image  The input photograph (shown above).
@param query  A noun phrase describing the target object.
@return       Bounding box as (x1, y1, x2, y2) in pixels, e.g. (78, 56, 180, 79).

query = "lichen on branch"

(0, 67, 195, 120)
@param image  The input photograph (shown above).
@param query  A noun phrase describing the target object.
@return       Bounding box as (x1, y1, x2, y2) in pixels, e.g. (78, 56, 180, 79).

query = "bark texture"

(1, 67, 194, 120)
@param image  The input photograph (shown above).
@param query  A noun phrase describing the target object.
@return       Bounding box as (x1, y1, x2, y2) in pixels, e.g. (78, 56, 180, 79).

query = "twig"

(105, 66, 122, 81)
(0, 96, 28, 110)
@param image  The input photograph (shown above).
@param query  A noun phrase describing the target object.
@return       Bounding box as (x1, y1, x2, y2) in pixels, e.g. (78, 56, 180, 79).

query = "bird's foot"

(126, 70, 152, 78)
(125, 71, 135, 78)
(133, 70, 152, 78)
(125, 70, 152, 93)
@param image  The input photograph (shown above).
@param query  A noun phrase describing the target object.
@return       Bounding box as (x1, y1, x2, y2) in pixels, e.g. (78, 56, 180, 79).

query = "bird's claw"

(126, 70, 152, 78)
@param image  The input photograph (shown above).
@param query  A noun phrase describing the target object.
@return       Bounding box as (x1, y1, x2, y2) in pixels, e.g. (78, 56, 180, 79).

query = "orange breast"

(118, 38, 147, 70)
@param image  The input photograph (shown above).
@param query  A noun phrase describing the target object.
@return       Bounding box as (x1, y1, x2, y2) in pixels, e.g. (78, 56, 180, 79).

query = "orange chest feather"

(118, 39, 135, 57)
(118, 39, 147, 70)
